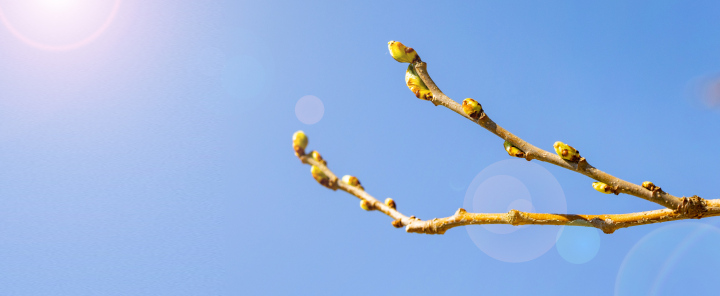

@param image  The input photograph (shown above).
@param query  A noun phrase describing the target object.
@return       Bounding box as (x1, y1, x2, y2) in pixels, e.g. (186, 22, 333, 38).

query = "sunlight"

(0, 0, 121, 51)
(38, 0, 78, 10)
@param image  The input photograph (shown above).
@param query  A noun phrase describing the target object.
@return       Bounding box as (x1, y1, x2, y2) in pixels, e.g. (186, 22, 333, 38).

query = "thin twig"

(413, 62, 687, 210)
(298, 153, 719, 234)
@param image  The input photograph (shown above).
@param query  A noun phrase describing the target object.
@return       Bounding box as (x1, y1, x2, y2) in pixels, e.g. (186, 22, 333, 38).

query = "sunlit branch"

(296, 151, 720, 235)
(412, 62, 690, 211)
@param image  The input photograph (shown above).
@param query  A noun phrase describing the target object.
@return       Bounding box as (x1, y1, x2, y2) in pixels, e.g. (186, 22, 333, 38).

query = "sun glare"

(38, 0, 75, 9)
(0, 0, 120, 51)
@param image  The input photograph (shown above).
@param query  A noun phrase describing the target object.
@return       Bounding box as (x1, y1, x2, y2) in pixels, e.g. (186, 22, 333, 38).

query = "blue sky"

(1, 0, 719, 295)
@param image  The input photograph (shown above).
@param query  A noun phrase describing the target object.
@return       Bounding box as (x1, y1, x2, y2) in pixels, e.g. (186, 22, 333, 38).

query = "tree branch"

(412, 62, 686, 210)
(297, 151, 719, 235)
(292, 41, 716, 236)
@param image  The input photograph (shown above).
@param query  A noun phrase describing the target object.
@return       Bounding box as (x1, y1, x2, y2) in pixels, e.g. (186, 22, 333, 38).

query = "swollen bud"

(642, 181, 660, 192)
(503, 140, 525, 158)
(405, 65, 433, 101)
(360, 200, 374, 211)
(311, 165, 330, 187)
(388, 41, 420, 63)
(309, 151, 327, 166)
(342, 175, 364, 190)
(292, 131, 308, 156)
(385, 198, 396, 209)
(553, 141, 581, 162)
(592, 182, 613, 194)
(391, 219, 403, 228)
(462, 98, 483, 120)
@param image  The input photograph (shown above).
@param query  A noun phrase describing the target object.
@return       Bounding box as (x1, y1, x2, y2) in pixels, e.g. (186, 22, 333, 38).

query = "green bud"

(311, 165, 330, 187)
(391, 219, 403, 228)
(503, 140, 525, 158)
(642, 181, 657, 191)
(592, 182, 613, 194)
(360, 200, 374, 211)
(292, 130, 308, 156)
(385, 198, 396, 209)
(405, 65, 433, 101)
(388, 41, 420, 63)
(553, 141, 581, 162)
(462, 98, 483, 120)
(342, 175, 364, 190)
(309, 150, 327, 166)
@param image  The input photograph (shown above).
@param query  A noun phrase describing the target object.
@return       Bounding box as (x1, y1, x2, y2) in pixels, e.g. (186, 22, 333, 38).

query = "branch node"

(507, 209, 522, 226)
(524, 151, 532, 161)
(578, 157, 588, 170)
(676, 195, 708, 219)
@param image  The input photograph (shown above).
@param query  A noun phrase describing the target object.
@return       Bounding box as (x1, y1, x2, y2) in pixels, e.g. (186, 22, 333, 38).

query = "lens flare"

(464, 159, 566, 263)
(615, 222, 720, 295)
(0, 0, 121, 51)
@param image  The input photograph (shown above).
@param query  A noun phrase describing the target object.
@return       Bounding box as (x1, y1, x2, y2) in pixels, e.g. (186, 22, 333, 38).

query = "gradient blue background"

(1, 1, 719, 295)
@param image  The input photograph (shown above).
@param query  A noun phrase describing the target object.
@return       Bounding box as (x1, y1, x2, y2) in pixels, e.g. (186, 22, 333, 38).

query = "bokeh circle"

(464, 159, 566, 263)
(615, 222, 720, 295)
(555, 227, 601, 264)
(295, 95, 324, 125)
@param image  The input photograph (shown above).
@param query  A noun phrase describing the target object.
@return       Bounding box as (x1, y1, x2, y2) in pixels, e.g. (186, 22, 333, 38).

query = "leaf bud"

(385, 198, 396, 209)
(309, 150, 327, 166)
(553, 141, 581, 162)
(360, 200, 374, 211)
(642, 181, 657, 191)
(462, 98, 483, 120)
(503, 140, 525, 158)
(311, 165, 330, 187)
(592, 182, 613, 194)
(342, 175, 364, 190)
(388, 41, 420, 63)
(292, 130, 308, 156)
(405, 65, 433, 101)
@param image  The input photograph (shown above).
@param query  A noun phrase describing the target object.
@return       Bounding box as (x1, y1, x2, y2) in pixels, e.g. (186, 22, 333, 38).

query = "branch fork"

(292, 41, 719, 236)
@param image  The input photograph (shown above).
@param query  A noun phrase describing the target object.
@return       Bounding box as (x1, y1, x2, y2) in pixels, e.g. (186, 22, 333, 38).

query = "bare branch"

(293, 41, 717, 236)
(297, 152, 718, 235)
(412, 62, 686, 210)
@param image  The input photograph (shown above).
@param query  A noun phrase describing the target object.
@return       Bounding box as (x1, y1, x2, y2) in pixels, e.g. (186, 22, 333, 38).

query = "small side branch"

(413, 62, 686, 210)
(297, 150, 720, 235)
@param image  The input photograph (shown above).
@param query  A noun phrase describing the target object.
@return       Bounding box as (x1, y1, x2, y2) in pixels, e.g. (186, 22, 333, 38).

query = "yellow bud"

(311, 165, 330, 187)
(462, 98, 483, 120)
(309, 150, 327, 166)
(405, 65, 433, 101)
(292, 131, 308, 156)
(360, 200, 374, 211)
(642, 181, 657, 191)
(342, 175, 364, 190)
(503, 140, 525, 158)
(385, 198, 396, 209)
(391, 219, 403, 228)
(388, 41, 420, 63)
(592, 182, 613, 194)
(553, 141, 581, 162)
